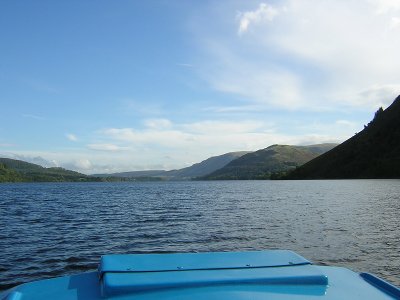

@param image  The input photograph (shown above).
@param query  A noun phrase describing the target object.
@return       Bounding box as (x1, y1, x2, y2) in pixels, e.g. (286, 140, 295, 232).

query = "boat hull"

(2, 250, 399, 299)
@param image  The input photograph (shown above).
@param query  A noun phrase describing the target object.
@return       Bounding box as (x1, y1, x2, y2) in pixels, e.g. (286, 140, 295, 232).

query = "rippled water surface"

(0, 180, 399, 290)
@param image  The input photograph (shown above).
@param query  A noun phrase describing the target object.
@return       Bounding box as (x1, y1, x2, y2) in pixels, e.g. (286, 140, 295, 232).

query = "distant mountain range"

(95, 145, 338, 181)
(1, 142, 341, 183)
(0, 152, 252, 182)
(94, 151, 250, 180)
(287, 95, 400, 179)
(1, 143, 335, 182)
(201, 144, 337, 180)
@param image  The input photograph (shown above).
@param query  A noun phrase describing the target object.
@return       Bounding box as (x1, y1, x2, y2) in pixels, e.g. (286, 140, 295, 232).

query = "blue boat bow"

(2, 250, 399, 299)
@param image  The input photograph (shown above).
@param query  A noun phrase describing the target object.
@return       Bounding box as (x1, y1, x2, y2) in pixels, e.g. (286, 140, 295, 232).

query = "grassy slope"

(202, 144, 337, 180)
(0, 158, 93, 182)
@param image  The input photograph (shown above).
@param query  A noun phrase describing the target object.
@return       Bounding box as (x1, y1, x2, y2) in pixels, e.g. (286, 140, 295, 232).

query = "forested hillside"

(0, 158, 94, 182)
(287, 95, 400, 179)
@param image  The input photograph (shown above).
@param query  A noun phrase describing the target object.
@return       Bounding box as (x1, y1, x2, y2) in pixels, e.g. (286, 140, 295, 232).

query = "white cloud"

(182, 120, 271, 134)
(195, 0, 400, 111)
(103, 127, 193, 148)
(87, 143, 128, 152)
(357, 84, 400, 108)
(67, 159, 92, 171)
(209, 59, 304, 109)
(144, 118, 172, 129)
(66, 133, 78, 142)
(390, 17, 400, 29)
(336, 120, 357, 127)
(237, 3, 279, 35)
(203, 104, 264, 113)
(370, 0, 400, 14)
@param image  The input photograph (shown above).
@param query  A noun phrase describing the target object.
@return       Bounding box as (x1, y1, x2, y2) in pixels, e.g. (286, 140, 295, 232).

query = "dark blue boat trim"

(360, 272, 400, 298)
(101, 273, 329, 297)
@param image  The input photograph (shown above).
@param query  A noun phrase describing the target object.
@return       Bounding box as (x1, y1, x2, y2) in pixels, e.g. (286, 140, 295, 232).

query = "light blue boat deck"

(2, 250, 399, 299)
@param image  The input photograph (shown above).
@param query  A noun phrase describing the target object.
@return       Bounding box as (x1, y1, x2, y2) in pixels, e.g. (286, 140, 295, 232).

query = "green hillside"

(0, 163, 24, 182)
(286, 95, 400, 179)
(0, 158, 94, 182)
(201, 144, 337, 180)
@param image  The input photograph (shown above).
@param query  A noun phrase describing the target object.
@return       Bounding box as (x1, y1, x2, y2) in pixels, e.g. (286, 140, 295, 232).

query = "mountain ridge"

(0, 158, 93, 182)
(202, 143, 337, 180)
(1, 141, 340, 182)
(94, 151, 251, 180)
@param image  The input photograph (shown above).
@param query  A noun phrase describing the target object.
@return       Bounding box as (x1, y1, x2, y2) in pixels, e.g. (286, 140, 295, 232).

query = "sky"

(1, 0, 400, 174)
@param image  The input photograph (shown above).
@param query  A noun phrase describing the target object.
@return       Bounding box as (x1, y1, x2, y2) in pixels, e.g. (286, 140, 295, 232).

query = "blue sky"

(1, 0, 400, 174)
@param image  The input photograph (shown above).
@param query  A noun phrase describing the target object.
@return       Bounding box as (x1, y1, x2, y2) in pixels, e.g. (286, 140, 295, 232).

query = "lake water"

(0, 180, 399, 291)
